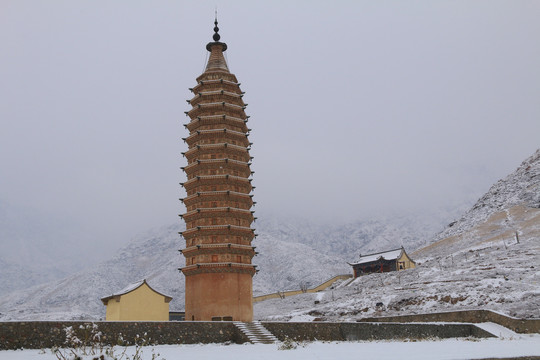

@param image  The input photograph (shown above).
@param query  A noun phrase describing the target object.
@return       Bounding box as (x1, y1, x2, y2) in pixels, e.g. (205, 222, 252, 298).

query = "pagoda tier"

(179, 19, 256, 322)
(180, 191, 254, 207)
(183, 143, 252, 162)
(184, 115, 249, 133)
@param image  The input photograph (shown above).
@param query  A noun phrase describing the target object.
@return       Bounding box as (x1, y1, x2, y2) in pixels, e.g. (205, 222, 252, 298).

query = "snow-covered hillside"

(433, 149, 540, 244)
(0, 210, 453, 320)
(3, 147, 536, 322)
(0, 224, 183, 320)
(255, 149, 540, 321)
(0, 200, 101, 296)
(255, 210, 539, 320)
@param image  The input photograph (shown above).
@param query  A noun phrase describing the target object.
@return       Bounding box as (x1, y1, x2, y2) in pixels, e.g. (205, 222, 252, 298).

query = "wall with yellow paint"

(397, 252, 416, 271)
(253, 274, 352, 303)
(104, 283, 170, 321)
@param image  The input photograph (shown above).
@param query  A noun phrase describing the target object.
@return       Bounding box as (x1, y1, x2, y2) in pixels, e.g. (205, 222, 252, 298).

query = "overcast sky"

(1, 1, 539, 255)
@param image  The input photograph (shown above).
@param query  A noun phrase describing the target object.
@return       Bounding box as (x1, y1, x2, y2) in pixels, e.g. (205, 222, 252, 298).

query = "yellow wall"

(253, 274, 352, 303)
(397, 252, 416, 271)
(104, 283, 170, 321)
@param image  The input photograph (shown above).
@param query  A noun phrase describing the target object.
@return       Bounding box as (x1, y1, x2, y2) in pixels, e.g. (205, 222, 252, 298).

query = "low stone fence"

(360, 309, 540, 334)
(0, 320, 493, 350)
(262, 322, 492, 342)
(0, 321, 249, 350)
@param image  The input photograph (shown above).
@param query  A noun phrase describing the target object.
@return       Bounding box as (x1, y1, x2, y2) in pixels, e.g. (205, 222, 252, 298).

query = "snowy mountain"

(255, 149, 540, 321)
(255, 206, 468, 261)
(0, 200, 100, 296)
(0, 224, 183, 320)
(433, 149, 540, 244)
(0, 207, 455, 320)
(5, 146, 535, 322)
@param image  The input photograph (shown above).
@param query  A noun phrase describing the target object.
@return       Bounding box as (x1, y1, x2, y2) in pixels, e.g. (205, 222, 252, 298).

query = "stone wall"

(0, 320, 493, 350)
(360, 310, 540, 334)
(261, 322, 493, 342)
(0, 321, 249, 350)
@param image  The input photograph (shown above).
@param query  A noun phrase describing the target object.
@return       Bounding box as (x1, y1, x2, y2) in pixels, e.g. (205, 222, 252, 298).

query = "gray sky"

(1, 1, 539, 256)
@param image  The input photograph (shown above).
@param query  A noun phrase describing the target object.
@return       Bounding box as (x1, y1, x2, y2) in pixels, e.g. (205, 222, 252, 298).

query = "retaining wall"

(361, 310, 540, 334)
(0, 321, 249, 350)
(262, 322, 492, 342)
(0, 320, 492, 350)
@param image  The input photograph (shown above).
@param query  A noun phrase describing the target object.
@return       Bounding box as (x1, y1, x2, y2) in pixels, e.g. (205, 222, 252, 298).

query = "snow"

(255, 222, 540, 321)
(108, 279, 145, 297)
(475, 322, 522, 339)
(0, 149, 538, 322)
(432, 148, 540, 243)
(1, 337, 540, 360)
(350, 248, 403, 265)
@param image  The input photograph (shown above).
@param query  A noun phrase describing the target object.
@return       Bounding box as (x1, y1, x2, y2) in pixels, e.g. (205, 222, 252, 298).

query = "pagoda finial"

(206, 12, 227, 52)
(212, 11, 220, 42)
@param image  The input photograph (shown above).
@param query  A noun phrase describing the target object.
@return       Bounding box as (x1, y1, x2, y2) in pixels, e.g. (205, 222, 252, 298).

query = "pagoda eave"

(181, 191, 254, 207)
(181, 262, 256, 276)
(181, 225, 255, 240)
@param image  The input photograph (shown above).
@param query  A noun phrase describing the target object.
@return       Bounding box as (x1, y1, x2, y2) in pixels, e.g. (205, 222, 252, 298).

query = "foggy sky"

(1, 1, 539, 257)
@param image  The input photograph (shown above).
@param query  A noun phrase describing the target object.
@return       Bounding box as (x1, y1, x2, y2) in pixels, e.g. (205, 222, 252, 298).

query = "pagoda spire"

(205, 16, 229, 72)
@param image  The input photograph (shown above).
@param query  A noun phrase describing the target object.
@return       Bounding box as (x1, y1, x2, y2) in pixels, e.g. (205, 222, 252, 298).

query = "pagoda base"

(185, 272, 253, 322)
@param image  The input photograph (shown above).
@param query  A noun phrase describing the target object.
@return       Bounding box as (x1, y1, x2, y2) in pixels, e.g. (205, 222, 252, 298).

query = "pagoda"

(179, 18, 256, 322)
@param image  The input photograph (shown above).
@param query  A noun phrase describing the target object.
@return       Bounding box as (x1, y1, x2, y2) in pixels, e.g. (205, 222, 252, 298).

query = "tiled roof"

(350, 248, 404, 266)
(100, 279, 172, 304)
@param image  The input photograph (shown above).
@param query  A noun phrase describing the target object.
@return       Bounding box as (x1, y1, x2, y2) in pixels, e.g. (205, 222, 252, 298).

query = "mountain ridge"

(2, 149, 537, 321)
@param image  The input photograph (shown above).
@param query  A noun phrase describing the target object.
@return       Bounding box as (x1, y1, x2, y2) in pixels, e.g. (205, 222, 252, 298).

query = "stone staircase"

(234, 321, 279, 344)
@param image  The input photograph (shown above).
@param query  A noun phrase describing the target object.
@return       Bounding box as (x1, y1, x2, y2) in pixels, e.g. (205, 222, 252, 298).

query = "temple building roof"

(349, 248, 405, 266)
(100, 279, 172, 305)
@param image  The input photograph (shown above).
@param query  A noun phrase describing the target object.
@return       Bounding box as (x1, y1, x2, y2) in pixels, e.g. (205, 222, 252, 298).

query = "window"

(212, 219, 217, 225)
(211, 236, 217, 243)
(212, 255, 218, 262)
(237, 255, 242, 263)
(212, 202, 218, 208)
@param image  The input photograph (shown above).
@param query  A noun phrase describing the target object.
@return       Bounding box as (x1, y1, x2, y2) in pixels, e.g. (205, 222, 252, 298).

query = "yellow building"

(101, 279, 172, 321)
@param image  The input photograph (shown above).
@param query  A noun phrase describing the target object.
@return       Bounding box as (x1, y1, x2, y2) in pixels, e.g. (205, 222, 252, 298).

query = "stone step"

(234, 321, 279, 344)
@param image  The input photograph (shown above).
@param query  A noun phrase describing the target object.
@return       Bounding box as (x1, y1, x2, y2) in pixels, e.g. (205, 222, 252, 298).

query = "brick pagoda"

(179, 19, 256, 322)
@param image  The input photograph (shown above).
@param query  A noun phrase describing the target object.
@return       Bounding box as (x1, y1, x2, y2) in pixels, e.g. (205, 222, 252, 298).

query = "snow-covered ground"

(255, 207, 540, 320)
(1, 336, 540, 360)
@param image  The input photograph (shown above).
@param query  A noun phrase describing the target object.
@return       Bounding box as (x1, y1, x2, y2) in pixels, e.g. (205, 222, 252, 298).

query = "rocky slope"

(255, 149, 540, 321)
(433, 149, 540, 244)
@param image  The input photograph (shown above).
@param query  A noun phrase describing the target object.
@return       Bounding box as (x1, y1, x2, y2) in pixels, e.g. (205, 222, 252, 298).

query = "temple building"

(349, 247, 416, 277)
(101, 279, 172, 321)
(179, 18, 256, 322)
